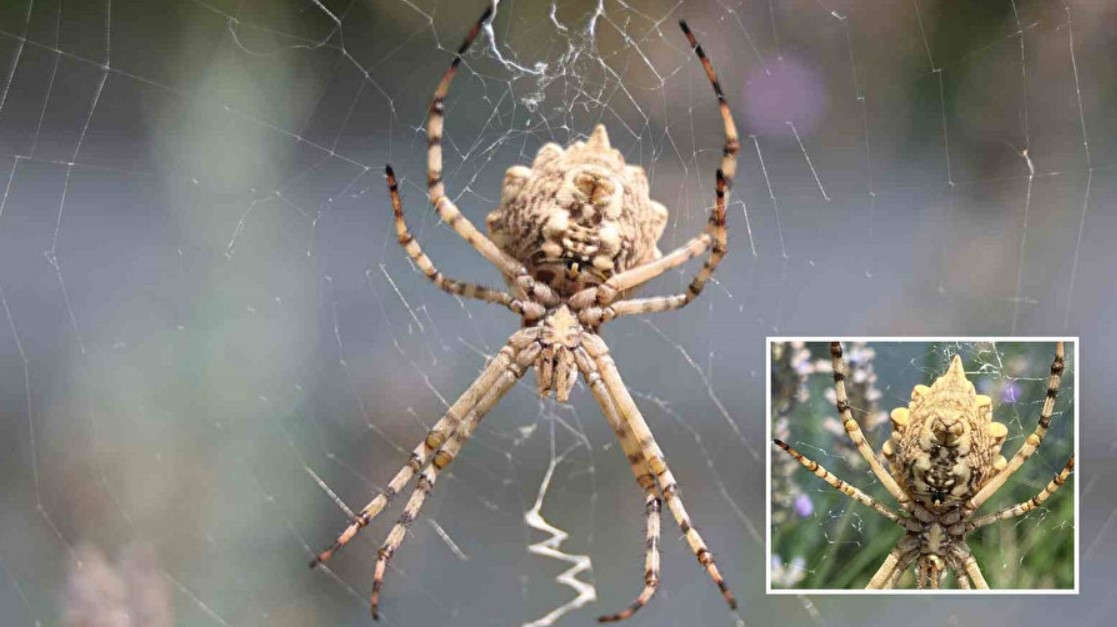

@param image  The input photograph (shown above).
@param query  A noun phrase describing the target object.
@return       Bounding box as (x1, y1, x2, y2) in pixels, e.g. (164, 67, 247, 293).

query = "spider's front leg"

(309, 328, 539, 568)
(580, 333, 738, 612)
(369, 338, 542, 619)
(574, 347, 662, 622)
(866, 537, 917, 590)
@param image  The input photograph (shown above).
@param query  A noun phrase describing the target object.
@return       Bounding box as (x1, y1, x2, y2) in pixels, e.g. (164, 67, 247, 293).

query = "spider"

(773, 341, 1075, 589)
(309, 7, 741, 621)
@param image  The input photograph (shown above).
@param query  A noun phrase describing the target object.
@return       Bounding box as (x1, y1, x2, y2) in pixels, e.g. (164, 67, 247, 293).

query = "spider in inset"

(309, 6, 741, 621)
(773, 341, 1075, 589)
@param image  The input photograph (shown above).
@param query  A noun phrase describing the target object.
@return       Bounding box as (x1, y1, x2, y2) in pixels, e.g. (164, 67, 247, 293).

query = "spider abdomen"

(883, 356, 1010, 508)
(485, 125, 668, 297)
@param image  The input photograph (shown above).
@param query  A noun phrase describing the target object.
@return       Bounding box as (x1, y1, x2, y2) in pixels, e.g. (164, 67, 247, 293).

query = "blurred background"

(770, 341, 1076, 590)
(0, 0, 1114, 626)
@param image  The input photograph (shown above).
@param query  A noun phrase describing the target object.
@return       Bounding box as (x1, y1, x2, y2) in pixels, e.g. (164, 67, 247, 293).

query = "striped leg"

(830, 342, 912, 510)
(916, 558, 932, 589)
(885, 551, 917, 589)
(386, 165, 518, 308)
(597, 492, 661, 624)
(575, 347, 661, 622)
(370, 339, 541, 619)
(967, 455, 1075, 531)
(959, 552, 989, 589)
(589, 172, 729, 322)
(967, 341, 1066, 513)
(950, 558, 973, 589)
(772, 439, 902, 524)
(571, 20, 738, 315)
(581, 334, 737, 612)
(867, 546, 909, 589)
(310, 328, 539, 568)
(424, 7, 557, 306)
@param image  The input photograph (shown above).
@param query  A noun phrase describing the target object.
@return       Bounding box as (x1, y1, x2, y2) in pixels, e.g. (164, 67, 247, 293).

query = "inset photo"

(766, 339, 1078, 593)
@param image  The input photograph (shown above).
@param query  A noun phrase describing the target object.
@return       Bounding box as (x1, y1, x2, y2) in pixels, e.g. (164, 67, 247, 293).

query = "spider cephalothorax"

(884, 355, 1008, 510)
(535, 305, 582, 402)
(774, 341, 1074, 589)
(312, 8, 742, 622)
(486, 125, 668, 296)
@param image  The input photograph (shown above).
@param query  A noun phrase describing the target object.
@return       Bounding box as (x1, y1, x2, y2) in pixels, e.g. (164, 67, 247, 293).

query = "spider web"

(0, 1, 1114, 626)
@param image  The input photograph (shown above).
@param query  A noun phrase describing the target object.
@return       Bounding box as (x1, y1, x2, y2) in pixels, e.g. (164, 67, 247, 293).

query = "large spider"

(309, 7, 741, 621)
(773, 341, 1075, 589)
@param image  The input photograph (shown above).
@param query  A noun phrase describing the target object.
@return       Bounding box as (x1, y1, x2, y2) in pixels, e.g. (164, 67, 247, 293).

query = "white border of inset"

(764, 336, 1080, 595)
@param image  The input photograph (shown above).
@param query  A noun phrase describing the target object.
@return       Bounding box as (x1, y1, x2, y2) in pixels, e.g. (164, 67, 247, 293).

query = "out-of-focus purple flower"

(794, 493, 813, 518)
(1001, 380, 1021, 404)
(741, 57, 827, 137)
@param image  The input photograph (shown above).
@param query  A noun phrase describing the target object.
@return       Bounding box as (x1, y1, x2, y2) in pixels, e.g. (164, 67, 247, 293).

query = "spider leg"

(575, 169, 727, 314)
(959, 551, 990, 589)
(575, 347, 661, 622)
(572, 21, 738, 316)
(946, 555, 973, 589)
(923, 558, 947, 589)
(885, 551, 917, 589)
(967, 454, 1074, 531)
(424, 6, 557, 306)
(581, 334, 738, 612)
(866, 536, 918, 589)
(771, 439, 903, 524)
(954, 568, 972, 589)
(866, 551, 902, 590)
(585, 173, 727, 322)
(386, 165, 524, 310)
(830, 342, 912, 510)
(369, 339, 541, 619)
(310, 328, 539, 568)
(966, 341, 1066, 513)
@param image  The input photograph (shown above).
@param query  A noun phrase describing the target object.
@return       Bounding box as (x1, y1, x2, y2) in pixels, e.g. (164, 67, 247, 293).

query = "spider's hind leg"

(574, 21, 738, 318)
(966, 341, 1066, 513)
(966, 454, 1075, 531)
(422, 6, 558, 306)
(386, 165, 518, 309)
(772, 439, 903, 524)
